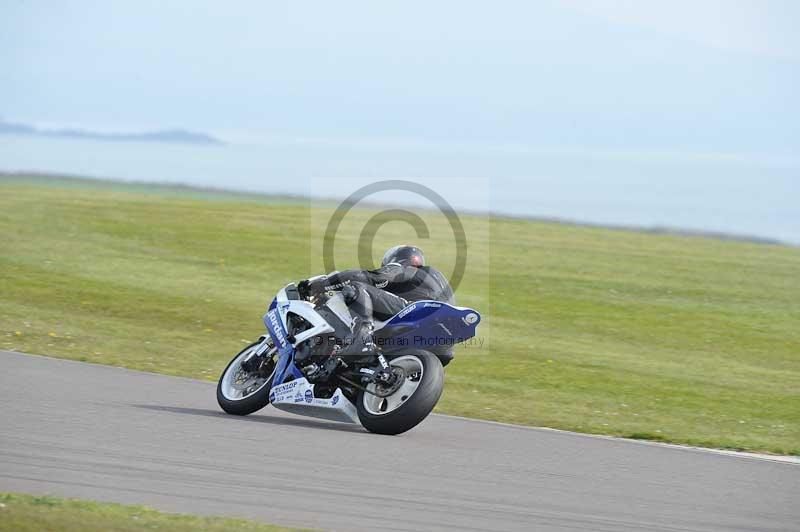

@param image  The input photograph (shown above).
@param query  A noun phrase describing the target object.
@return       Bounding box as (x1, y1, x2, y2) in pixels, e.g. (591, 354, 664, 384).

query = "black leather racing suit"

(323, 264, 456, 365)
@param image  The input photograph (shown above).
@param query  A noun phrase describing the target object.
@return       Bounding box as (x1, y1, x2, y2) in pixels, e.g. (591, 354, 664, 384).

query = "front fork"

(241, 335, 272, 372)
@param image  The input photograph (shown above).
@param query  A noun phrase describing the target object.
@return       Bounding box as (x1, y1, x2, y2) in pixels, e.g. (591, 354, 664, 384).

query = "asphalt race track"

(1, 351, 797, 531)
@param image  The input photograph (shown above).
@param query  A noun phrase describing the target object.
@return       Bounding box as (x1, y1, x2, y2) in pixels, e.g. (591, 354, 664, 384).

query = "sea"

(1, 134, 797, 244)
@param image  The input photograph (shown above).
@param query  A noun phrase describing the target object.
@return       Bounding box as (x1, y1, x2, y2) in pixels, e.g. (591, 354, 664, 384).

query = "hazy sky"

(3, 0, 798, 159)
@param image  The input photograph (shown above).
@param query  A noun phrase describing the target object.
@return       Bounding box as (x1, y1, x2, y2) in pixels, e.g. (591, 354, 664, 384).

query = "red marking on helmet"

(411, 254, 423, 267)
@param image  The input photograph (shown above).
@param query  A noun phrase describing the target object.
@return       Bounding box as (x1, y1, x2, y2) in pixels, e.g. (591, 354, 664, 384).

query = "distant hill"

(0, 119, 223, 145)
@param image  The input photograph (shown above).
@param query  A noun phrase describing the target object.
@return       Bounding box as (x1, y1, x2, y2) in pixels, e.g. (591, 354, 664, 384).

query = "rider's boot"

(339, 317, 377, 361)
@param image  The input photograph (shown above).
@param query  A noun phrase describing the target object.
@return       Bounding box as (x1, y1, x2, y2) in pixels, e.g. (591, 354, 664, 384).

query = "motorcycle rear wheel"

(356, 351, 444, 435)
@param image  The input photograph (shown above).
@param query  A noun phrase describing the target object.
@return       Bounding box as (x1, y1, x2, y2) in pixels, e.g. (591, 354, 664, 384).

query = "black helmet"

(381, 245, 425, 268)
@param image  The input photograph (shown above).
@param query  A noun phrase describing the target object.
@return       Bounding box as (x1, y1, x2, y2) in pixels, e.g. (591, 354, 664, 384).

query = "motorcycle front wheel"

(217, 341, 277, 416)
(356, 351, 444, 435)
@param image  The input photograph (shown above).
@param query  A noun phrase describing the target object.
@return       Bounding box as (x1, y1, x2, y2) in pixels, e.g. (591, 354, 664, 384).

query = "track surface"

(1, 351, 797, 531)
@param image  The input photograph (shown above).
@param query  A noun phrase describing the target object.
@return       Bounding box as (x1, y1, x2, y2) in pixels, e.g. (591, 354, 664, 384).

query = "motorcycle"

(217, 279, 481, 434)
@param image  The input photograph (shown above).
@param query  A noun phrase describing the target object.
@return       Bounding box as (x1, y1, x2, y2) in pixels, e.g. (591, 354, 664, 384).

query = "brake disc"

(231, 367, 262, 391)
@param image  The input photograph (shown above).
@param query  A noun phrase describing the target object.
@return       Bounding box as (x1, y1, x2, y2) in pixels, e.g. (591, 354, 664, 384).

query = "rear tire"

(217, 342, 275, 416)
(357, 351, 444, 435)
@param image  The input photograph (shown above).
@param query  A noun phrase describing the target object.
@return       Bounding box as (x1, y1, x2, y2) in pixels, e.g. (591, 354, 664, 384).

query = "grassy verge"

(1, 175, 798, 454)
(0, 492, 303, 532)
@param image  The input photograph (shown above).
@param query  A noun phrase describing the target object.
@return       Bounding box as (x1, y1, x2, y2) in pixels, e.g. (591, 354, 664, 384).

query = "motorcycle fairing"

(264, 305, 303, 386)
(375, 300, 480, 349)
(269, 377, 359, 424)
(264, 291, 360, 423)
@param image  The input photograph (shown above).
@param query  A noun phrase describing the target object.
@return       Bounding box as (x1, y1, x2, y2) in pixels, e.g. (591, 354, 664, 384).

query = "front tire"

(357, 351, 444, 435)
(217, 341, 276, 416)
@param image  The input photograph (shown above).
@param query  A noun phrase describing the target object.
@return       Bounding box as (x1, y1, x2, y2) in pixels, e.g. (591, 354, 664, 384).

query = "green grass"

(1, 174, 798, 454)
(0, 492, 304, 532)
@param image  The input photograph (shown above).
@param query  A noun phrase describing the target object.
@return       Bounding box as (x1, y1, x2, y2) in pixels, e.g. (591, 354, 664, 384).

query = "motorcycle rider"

(298, 245, 456, 366)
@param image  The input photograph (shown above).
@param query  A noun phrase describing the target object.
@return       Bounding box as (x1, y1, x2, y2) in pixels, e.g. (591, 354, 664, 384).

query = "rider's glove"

(298, 277, 327, 299)
(298, 279, 311, 298)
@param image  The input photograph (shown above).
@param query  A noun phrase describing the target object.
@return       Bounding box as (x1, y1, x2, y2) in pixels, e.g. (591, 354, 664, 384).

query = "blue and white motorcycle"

(217, 280, 481, 434)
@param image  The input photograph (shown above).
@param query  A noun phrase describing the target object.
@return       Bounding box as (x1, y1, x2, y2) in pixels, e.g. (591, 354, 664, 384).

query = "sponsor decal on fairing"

(396, 304, 417, 319)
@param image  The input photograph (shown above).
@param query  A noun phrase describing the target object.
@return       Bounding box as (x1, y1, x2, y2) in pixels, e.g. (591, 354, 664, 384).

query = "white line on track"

(433, 413, 800, 465)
